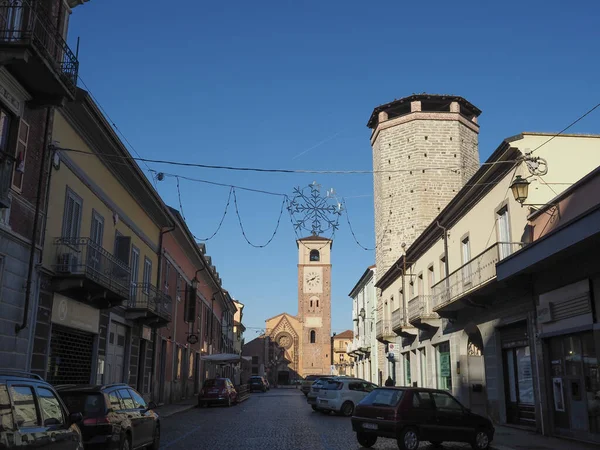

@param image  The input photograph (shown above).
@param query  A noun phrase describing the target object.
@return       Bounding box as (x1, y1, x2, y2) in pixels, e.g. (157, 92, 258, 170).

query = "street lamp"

(509, 175, 530, 205)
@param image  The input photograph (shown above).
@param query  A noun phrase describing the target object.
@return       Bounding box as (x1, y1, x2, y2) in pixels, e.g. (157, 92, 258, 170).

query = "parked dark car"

(248, 376, 268, 393)
(0, 370, 84, 449)
(56, 383, 159, 450)
(198, 378, 238, 407)
(300, 375, 321, 396)
(351, 387, 494, 450)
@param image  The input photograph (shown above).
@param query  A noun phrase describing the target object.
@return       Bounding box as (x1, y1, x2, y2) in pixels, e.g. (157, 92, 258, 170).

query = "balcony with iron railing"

(432, 242, 524, 315)
(52, 237, 131, 308)
(407, 295, 439, 328)
(0, 1, 79, 104)
(126, 283, 172, 327)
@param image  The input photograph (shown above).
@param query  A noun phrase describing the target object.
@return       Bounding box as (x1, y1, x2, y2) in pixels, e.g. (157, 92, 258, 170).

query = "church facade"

(265, 236, 332, 383)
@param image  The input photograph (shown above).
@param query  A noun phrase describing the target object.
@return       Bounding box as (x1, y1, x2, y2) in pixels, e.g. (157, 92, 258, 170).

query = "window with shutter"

(185, 284, 196, 323)
(142, 257, 152, 294)
(11, 119, 28, 192)
(130, 246, 140, 298)
(89, 211, 104, 271)
(62, 188, 82, 239)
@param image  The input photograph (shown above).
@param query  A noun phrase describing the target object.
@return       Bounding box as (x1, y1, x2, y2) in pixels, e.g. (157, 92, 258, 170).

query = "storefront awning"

(201, 353, 252, 363)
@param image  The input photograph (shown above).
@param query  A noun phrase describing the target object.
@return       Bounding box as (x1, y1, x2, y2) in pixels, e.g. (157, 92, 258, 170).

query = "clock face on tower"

(304, 268, 323, 293)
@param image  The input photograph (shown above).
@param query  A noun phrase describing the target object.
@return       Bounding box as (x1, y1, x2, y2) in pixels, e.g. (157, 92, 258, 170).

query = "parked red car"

(198, 378, 238, 407)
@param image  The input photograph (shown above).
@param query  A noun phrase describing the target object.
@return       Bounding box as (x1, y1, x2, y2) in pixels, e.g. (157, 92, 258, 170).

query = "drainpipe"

(436, 221, 450, 288)
(151, 225, 175, 400)
(17, 107, 53, 335)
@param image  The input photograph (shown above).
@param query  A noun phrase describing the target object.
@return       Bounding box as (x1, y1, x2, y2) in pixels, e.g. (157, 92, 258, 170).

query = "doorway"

(503, 346, 535, 426)
(547, 331, 599, 441)
(278, 370, 290, 385)
(106, 322, 127, 384)
(158, 339, 167, 404)
(466, 326, 487, 417)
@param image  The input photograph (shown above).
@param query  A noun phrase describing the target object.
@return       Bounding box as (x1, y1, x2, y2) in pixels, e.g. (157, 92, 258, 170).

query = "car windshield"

(360, 388, 405, 407)
(59, 393, 105, 418)
(204, 379, 225, 388)
(250, 377, 262, 382)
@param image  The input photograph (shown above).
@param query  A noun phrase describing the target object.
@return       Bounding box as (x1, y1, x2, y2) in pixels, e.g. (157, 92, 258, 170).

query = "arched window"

(316, 300, 319, 308)
(310, 249, 320, 262)
(310, 300, 313, 308)
(310, 330, 316, 343)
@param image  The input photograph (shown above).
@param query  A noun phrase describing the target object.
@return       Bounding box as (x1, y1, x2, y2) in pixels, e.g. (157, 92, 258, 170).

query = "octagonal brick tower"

(368, 94, 482, 275)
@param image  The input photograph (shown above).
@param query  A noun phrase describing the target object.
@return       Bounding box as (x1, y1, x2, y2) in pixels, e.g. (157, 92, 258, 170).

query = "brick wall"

(372, 116, 480, 276)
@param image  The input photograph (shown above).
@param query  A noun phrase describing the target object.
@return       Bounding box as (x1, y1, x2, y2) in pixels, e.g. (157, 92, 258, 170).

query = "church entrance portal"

(278, 371, 290, 385)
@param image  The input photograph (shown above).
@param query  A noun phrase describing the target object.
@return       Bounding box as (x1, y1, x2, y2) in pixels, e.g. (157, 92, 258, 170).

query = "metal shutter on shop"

(499, 321, 529, 349)
(47, 324, 94, 385)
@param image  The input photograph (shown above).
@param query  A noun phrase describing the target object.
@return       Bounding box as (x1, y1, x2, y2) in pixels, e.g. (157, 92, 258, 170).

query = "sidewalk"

(154, 397, 197, 418)
(493, 425, 599, 450)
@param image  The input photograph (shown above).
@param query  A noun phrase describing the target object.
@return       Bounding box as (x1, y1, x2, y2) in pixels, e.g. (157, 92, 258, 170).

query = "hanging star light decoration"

(287, 181, 343, 236)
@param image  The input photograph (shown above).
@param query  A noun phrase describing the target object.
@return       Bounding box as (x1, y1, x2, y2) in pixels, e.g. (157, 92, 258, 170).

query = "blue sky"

(68, 0, 600, 335)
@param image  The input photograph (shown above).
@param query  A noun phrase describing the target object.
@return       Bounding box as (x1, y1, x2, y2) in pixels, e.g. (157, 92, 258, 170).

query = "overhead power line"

(527, 100, 600, 155)
(55, 146, 518, 175)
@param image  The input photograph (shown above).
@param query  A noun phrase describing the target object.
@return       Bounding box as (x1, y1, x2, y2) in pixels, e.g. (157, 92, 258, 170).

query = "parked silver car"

(316, 379, 378, 416)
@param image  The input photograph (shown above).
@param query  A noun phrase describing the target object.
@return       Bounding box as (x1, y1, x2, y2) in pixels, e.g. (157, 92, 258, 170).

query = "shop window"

(436, 341, 452, 391)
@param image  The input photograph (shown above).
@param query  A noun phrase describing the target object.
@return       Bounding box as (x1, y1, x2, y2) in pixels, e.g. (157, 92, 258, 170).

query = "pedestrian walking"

(385, 376, 394, 387)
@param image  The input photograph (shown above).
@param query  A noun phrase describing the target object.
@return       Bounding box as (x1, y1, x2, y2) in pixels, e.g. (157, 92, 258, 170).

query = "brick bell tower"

(297, 236, 332, 376)
(368, 94, 482, 275)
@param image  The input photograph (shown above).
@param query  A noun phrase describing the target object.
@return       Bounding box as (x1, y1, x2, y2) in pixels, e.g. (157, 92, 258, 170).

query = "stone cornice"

(370, 112, 480, 146)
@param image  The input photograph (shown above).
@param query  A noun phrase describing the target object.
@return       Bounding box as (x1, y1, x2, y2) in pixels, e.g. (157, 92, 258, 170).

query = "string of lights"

(232, 189, 287, 248)
(194, 187, 234, 242)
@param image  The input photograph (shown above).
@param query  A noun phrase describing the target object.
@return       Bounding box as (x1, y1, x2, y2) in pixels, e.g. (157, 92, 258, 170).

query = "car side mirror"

(69, 412, 83, 424)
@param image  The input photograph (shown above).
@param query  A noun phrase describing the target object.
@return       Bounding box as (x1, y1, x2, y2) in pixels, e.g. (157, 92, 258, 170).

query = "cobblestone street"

(158, 388, 598, 450)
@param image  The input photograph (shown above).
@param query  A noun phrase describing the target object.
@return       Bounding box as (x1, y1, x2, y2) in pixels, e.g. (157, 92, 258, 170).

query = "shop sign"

(51, 294, 99, 334)
(537, 303, 553, 324)
(439, 353, 451, 377)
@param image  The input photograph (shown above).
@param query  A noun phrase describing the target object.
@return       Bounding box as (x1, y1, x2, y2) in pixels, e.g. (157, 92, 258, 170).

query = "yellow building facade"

(37, 89, 173, 392)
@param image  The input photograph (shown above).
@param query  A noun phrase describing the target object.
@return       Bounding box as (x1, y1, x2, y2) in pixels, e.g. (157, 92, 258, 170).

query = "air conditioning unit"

(57, 253, 77, 273)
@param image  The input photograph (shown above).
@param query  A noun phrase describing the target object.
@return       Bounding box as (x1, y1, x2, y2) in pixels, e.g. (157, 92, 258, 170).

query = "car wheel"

(471, 430, 491, 450)
(227, 396, 232, 407)
(311, 405, 317, 411)
(357, 432, 378, 448)
(398, 427, 419, 450)
(341, 401, 354, 417)
(148, 425, 160, 450)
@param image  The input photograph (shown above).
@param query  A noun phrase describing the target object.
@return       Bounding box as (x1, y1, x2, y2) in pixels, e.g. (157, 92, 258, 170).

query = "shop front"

(539, 280, 600, 443)
(47, 294, 99, 385)
(499, 321, 535, 427)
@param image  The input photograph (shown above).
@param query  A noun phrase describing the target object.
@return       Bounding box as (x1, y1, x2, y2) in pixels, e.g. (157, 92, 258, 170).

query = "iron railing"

(0, 1, 79, 92)
(407, 295, 437, 322)
(432, 242, 524, 310)
(128, 283, 172, 322)
(53, 237, 131, 298)
(0, 151, 14, 208)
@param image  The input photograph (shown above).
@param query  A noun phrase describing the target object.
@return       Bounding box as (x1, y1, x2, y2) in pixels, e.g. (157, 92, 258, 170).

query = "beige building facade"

(331, 330, 353, 376)
(374, 130, 600, 434)
(265, 236, 333, 382)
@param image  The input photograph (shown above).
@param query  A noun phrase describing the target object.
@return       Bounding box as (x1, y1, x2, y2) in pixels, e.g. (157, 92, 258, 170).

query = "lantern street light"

(509, 175, 530, 205)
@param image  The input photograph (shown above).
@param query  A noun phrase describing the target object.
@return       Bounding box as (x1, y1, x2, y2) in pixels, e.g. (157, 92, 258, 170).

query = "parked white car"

(316, 379, 378, 416)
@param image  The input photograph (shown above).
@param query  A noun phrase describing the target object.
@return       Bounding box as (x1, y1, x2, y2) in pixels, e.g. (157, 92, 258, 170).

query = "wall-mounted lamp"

(509, 175, 530, 205)
(509, 174, 558, 214)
